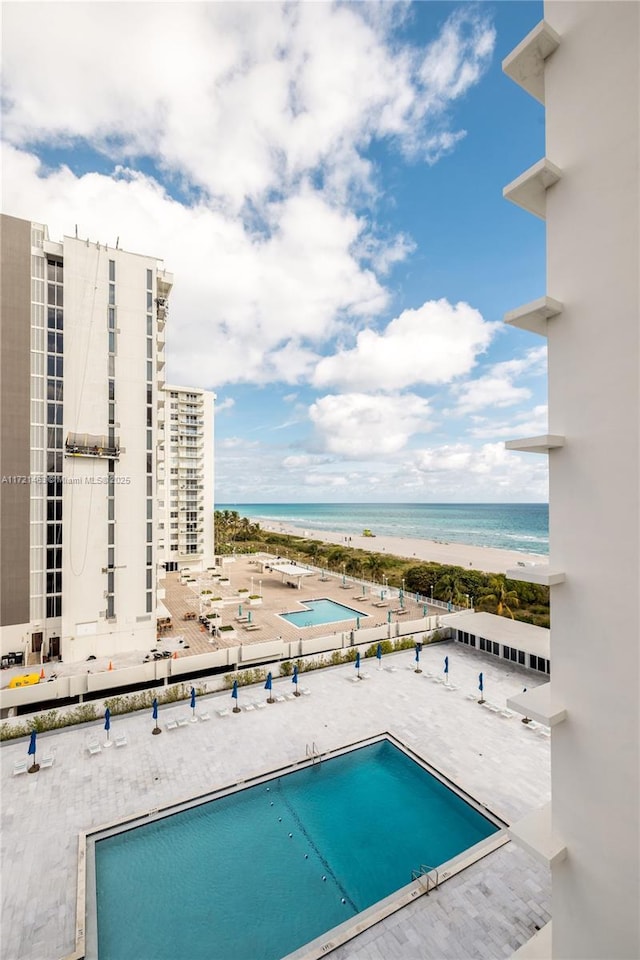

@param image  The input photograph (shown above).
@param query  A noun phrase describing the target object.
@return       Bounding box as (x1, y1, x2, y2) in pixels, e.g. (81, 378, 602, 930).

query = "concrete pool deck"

(1, 642, 551, 960)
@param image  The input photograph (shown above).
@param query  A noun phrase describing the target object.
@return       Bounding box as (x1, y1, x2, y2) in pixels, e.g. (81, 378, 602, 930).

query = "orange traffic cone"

(108, 661, 113, 671)
(173, 651, 178, 659)
(40, 668, 45, 680)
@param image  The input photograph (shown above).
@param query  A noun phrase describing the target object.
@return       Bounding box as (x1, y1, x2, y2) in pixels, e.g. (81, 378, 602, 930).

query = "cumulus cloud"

(453, 346, 547, 413)
(312, 299, 498, 391)
(309, 392, 433, 457)
(407, 441, 548, 498)
(215, 398, 235, 413)
(467, 404, 549, 440)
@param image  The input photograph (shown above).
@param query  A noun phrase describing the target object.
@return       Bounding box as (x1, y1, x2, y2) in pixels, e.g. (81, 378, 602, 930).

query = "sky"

(2, 0, 549, 504)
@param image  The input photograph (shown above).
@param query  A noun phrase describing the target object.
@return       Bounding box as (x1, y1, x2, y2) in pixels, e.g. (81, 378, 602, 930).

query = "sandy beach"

(259, 521, 545, 575)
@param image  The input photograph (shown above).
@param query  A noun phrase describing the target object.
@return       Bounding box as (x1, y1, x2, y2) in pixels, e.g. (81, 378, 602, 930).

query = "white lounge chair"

(243, 703, 256, 712)
(165, 719, 178, 731)
(39, 754, 55, 768)
(13, 759, 28, 775)
(255, 701, 267, 709)
(216, 708, 230, 718)
(176, 717, 189, 727)
(115, 732, 128, 747)
(301, 688, 311, 696)
(199, 712, 211, 722)
(275, 695, 286, 703)
(87, 739, 101, 756)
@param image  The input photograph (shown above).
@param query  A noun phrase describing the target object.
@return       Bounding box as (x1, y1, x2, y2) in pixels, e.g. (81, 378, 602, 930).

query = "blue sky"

(2, 1, 548, 503)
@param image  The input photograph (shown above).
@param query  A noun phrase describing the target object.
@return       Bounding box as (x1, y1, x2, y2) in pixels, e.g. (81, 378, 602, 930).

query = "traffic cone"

(108, 661, 113, 671)
(173, 651, 178, 659)
(40, 668, 45, 680)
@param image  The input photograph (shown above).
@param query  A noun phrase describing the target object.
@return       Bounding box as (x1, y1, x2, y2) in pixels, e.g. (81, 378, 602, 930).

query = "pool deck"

(1, 642, 551, 960)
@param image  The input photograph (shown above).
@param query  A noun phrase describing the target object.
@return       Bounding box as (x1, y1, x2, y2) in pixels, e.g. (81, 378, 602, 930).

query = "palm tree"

(434, 571, 467, 606)
(364, 553, 386, 582)
(478, 576, 520, 618)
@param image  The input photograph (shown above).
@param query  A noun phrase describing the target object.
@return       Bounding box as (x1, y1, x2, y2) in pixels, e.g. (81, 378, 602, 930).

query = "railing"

(411, 864, 439, 894)
(306, 742, 321, 764)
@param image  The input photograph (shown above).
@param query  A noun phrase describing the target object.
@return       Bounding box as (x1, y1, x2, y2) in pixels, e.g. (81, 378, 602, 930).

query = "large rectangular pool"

(91, 738, 501, 960)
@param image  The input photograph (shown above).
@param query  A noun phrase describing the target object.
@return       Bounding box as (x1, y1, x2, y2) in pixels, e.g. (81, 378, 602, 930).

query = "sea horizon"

(215, 502, 549, 556)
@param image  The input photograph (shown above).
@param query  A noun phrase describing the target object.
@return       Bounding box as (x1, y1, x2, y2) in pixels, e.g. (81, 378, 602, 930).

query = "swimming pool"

(89, 737, 503, 960)
(279, 597, 369, 628)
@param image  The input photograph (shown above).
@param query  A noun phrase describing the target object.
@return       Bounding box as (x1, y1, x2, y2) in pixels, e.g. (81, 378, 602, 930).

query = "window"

(108, 283, 115, 305)
(146, 269, 153, 289)
(109, 260, 115, 282)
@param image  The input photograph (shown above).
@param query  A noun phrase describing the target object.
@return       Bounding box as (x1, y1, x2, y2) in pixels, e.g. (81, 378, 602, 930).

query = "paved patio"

(1, 642, 551, 960)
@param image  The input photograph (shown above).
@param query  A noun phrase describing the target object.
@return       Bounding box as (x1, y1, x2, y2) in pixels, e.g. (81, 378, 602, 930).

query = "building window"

(109, 260, 115, 282)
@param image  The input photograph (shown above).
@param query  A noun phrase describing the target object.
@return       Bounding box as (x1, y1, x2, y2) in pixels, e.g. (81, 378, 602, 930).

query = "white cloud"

(406, 441, 548, 499)
(467, 405, 549, 440)
(215, 398, 235, 413)
(312, 299, 498, 391)
(453, 345, 547, 414)
(309, 392, 433, 458)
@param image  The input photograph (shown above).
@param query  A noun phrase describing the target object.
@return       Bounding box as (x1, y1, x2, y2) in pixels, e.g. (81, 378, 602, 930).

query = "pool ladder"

(306, 742, 321, 765)
(411, 864, 439, 895)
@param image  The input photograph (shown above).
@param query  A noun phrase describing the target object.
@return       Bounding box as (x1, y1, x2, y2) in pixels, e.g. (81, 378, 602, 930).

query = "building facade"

(503, 4, 639, 957)
(0, 215, 188, 662)
(160, 384, 215, 572)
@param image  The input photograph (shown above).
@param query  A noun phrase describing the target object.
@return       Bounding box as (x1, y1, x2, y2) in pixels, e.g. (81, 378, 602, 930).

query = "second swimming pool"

(278, 597, 369, 628)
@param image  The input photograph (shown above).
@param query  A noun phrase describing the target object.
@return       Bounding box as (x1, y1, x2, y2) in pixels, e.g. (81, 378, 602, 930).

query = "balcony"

(506, 435, 565, 453)
(65, 433, 120, 459)
(503, 158, 562, 220)
(506, 564, 566, 587)
(504, 296, 563, 336)
(506, 683, 567, 726)
(508, 803, 567, 867)
(502, 20, 561, 104)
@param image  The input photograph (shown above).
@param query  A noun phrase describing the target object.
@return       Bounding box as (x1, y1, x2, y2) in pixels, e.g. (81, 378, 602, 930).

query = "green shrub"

(280, 661, 293, 676)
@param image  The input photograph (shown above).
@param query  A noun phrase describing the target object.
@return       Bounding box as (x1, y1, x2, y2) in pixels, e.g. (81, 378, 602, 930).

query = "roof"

(269, 562, 315, 579)
(440, 611, 550, 659)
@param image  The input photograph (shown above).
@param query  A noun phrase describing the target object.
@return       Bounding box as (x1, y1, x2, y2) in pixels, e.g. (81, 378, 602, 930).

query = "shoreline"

(258, 521, 546, 575)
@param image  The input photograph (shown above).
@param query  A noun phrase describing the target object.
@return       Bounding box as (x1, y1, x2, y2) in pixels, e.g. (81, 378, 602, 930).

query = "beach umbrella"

(356, 616, 360, 630)
(414, 643, 422, 674)
(362, 584, 366, 595)
(247, 610, 252, 624)
(447, 601, 452, 612)
(444, 656, 449, 683)
(478, 672, 484, 703)
(292, 665, 300, 696)
(27, 730, 38, 772)
(265, 671, 274, 703)
(232, 679, 241, 713)
(152, 697, 161, 735)
(423, 603, 428, 616)
(190, 686, 197, 722)
(400, 596, 404, 609)
(522, 687, 531, 723)
(355, 651, 361, 679)
(342, 572, 346, 586)
(238, 604, 243, 617)
(387, 610, 392, 623)
(376, 643, 383, 669)
(104, 707, 111, 744)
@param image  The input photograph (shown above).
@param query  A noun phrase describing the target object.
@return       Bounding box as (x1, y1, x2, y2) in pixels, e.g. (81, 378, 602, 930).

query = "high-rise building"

(0, 214, 200, 662)
(159, 384, 215, 572)
(502, 3, 639, 957)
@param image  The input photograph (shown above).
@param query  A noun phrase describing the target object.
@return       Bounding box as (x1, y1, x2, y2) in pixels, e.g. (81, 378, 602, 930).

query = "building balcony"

(506, 435, 565, 453)
(508, 803, 567, 867)
(157, 355, 166, 371)
(503, 158, 562, 220)
(506, 564, 566, 587)
(504, 296, 563, 336)
(502, 20, 561, 104)
(65, 433, 120, 459)
(506, 683, 567, 726)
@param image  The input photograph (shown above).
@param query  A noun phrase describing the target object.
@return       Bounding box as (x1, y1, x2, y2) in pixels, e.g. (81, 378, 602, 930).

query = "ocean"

(215, 503, 549, 556)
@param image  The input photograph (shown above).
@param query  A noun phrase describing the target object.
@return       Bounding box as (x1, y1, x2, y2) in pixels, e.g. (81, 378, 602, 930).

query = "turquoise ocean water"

(216, 502, 549, 556)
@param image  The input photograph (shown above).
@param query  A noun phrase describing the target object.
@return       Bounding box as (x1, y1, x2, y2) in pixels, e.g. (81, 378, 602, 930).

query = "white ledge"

(506, 435, 565, 453)
(503, 20, 561, 104)
(506, 565, 566, 586)
(504, 296, 563, 336)
(512, 921, 553, 959)
(503, 158, 562, 220)
(508, 803, 567, 867)
(507, 684, 567, 726)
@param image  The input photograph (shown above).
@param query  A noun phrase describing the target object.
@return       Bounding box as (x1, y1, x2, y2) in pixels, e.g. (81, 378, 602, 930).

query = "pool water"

(94, 740, 500, 960)
(279, 597, 369, 628)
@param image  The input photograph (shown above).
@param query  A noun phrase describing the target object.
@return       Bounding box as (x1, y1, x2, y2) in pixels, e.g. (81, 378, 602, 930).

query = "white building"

(502, 4, 639, 958)
(160, 384, 215, 572)
(0, 215, 207, 663)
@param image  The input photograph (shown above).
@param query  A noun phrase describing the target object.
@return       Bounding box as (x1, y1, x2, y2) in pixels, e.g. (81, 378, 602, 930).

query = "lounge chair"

(243, 703, 255, 712)
(244, 624, 261, 631)
(199, 712, 211, 722)
(13, 759, 28, 776)
(87, 739, 101, 756)
(39, 754, 55, 768)
(176, 717, 189, 727)
(374, 601, 388, 608)
(216, 708, 230, 718)
(301, 688, 311, 696)
(275, 695, 286, 703)
(165, 719, 178, 731)
(115, 732, 128, 747)
(255, 701, 267, 709)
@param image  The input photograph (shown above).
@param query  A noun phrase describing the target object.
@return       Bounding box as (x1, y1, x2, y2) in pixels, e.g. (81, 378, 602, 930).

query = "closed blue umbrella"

(292, 665, 300, 696)
(414, 643, 422, 674)
(387, 610, 392, 623)
(238, 604, 243, 617)
(190, 686, 197, 722)
(444, 656, 449, 678)
(104, 707, 111, 744)
(447, 600, 452, 612)
(27, 730, 38, 771)
(423, 603, 427, 616)
(355, 651, 361, 679)
(265, 671, 274, 703)
(356, 616, 360, 630)
(376, 643, 382, 669)
(152, 697, 161, 735)
(478, 672, 484, 703)
(232, 679, 241, 713)
(247, 610, 252, 624)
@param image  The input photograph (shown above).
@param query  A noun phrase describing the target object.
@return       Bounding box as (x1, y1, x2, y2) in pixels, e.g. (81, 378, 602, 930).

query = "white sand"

(259, 521, 546, 575)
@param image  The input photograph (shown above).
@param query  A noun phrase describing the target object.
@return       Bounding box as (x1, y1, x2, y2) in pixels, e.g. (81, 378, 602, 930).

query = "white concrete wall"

(544, 3, 639, 957)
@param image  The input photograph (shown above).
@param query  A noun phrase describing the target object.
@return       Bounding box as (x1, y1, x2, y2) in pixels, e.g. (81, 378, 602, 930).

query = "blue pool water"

(279, 597, 369, 628)
(94, 740, 500, 960)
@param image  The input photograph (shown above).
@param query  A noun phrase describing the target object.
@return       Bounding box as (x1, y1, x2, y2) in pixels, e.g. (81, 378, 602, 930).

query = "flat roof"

(269, 562, 315, 579)
(440, 611, 550, 659)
